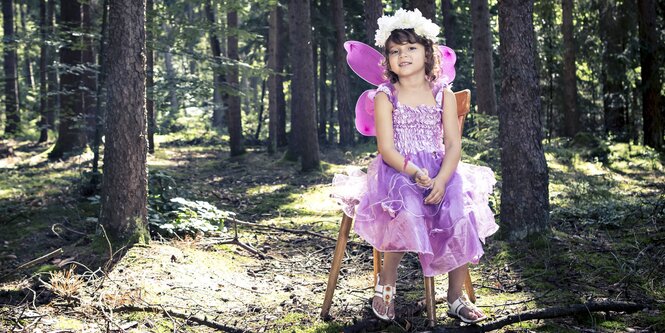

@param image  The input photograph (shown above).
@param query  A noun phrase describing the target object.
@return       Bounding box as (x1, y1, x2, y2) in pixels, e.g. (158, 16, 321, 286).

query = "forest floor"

(1, 121, 664, 332)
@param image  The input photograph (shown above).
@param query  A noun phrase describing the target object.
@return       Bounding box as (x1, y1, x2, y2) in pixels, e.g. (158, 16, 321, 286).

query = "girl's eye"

(409, 47, 417, 51)
(390, 50, 398, 55)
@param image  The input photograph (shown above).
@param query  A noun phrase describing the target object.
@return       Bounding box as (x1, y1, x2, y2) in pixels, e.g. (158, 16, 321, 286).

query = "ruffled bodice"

(372, 83, 445, 155)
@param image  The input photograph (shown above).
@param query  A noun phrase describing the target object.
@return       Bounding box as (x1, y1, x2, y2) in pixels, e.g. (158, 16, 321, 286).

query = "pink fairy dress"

(332, 81, 499, 277)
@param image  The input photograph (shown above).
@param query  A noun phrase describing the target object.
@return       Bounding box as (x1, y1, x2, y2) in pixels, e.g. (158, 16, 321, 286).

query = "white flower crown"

(374, 9, 440, 47)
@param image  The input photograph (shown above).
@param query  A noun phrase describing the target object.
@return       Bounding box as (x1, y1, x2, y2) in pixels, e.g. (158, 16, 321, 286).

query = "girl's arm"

(374, 92, 423, 178)
(424, 88, 461, 204)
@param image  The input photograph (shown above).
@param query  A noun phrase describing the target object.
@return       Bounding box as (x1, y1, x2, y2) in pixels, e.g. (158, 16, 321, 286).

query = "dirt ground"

(1, 136, 664, 332)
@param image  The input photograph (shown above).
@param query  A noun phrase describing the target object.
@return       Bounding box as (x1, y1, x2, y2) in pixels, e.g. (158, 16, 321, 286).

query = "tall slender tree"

(441, 0, 457, 48)
(363, 0, 382, 45)
(498, 0, 549, 240)
(332, 0, 353, 147)
(287, 0, 320, 170)
(46, 0, 58, 132)
(146, 0, 155, 153)
(562, 0, 579, 137)
(227, 6, 245, 156)
(600, 0, 629, 140)
(268, 3, 286, 153)
(38, 0, 49, 143)
(101, 0, 148, 242)
(50, 0, 85, 159)
(205, 0, 225, 130)
(82, 1, 97, 144)
(471, 0, 497, 115)
(3, 0, 20, 135)
(637, 0, 663, 150)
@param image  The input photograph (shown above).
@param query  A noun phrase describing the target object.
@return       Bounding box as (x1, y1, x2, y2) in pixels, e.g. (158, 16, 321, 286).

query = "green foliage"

(147, 170, 231, 236)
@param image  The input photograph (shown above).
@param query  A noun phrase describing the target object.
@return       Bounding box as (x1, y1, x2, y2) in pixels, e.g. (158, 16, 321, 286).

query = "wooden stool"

(321, 90, 476, 327)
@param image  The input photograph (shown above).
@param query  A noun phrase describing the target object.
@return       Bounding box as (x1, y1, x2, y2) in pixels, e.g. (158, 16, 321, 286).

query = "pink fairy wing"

(355, 89, 376, 136)
(344, 41, 387, 86)
(438, 45, 456, 85)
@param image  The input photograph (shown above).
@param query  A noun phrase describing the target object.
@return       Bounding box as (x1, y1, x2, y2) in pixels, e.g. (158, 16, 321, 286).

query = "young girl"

(333, 9, 498, 323)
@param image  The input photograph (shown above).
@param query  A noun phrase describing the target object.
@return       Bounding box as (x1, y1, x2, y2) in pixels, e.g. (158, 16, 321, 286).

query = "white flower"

(374, 9, 440, 47)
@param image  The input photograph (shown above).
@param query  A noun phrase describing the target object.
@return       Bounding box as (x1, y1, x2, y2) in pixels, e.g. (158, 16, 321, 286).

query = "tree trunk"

(3, 0, 20, 136)
(599, 1, 629, 140)
(82, 1, 97, 145)
(287, 0, 320, 171)
(268, 4, 286, 153)
(410, 0, 435, 21)
(205, 0, 225, 130)
(91, 0, 109, 186)
(101, 0, 148, 242)
(318, 40, 328, 143)
(227, 9, 245, 156)
(471, 0, 497, 116)
(46, 0, 58, 131)
(38, 0, 48, 143)
(442, 0, 457, 48)
(146, 0, 155, 153)
(637, 0, 663, 150)
(332, 0, 354, 147)
(363, 0, 382, 45)
(50, 0, 85, 159)
(561, 0, 579, 137)
(162, 23, 179, 127)
(255, 79, 266, 140)
(20, 1, 34, 92)
(498, 0, 549, 241)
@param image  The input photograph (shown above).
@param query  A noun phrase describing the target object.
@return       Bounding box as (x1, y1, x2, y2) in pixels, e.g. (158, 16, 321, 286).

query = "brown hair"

(382, 29, 441, 84)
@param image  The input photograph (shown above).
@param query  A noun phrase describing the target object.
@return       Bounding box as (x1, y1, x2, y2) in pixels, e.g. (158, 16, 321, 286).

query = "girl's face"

(387, 41, 426, 79)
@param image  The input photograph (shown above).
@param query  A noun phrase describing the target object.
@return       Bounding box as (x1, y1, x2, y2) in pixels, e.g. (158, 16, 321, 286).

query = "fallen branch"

(431, 300, 647, 333)
(113, 305, 248, 333)
(0, 248, 64, 280)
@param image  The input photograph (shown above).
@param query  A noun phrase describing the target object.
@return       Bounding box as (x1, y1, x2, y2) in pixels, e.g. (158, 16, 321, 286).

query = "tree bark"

(205, 0, 225, 130)
(561, 0, 579, 137)
(287, 0, 320, 171)
(162, 23, 179, 127)
(50, 0, 86, 159)
(363, 0, 382, 45)
(227, 8, 245, 156)
(318, 39, 328, 143)
(410, 0, 435, 21)
(498, 0, 549, 240)
(91, 0, 109, 186)
(146, 0, 155, 153)
(38, 0, 48, 143)
(471, 0, 497, 116)
(637, 0, 663, 150)
(332, 0, 354, 147)
(19, 1, 34, 92)
(3, 0, 20, 135)
(599, 1, 629, 140)
(101, 0, 148, 242)
(82, 1, 97, 145)
(46, 0, 58, 131)
(441, 0, 457, 48)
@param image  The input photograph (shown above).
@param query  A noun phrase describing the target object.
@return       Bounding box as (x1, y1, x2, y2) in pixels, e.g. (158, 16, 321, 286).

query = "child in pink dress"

(332, 9, 497, 323)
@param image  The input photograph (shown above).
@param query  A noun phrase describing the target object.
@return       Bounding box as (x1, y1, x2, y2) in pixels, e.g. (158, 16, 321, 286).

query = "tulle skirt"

(331, 150, 498, 277)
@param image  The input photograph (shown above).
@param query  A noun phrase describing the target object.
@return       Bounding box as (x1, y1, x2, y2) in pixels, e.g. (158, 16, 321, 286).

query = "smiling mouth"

(399, 62, 412, 67)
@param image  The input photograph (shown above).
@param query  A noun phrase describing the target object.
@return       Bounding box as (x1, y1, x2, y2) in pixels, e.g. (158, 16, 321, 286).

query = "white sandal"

(447, 296, 487, 324)
(372, 274, 396, 321)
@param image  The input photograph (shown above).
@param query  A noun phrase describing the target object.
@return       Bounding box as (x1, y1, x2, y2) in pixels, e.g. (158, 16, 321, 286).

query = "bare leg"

(447, 265, 485, 320)
(372, 252, 404, 319)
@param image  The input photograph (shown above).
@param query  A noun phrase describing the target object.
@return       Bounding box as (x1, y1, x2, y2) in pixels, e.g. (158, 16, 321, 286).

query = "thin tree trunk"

(442, 0, 456, 48)
(50, 0, 85, 159)
(268, 5, 281, 152)
(146, 0, 155, 153)
(91, 0, 108, 186)
(471, 0, 497, 116)
(287, 0, 320, 170)
(255, 79, 266, 140)
(205, 0, 225, 130)
(3, 0, 20, 135)
(600, 1, 628, 140)
(38, 0, 48, 143)
(46, 0, 58, 131)
(561, 0, 578, 137)
(101, 0, 148, 242)
(332, 0, 353, 147)
(318, 40, 328, 143)
(162, 23, 179, 127)
(363, 0, 382, 45)
(410, 0, 435, 21)
(82, 1, 97, 145)
(637, 0, 663, 150)
(227, 8, 244, 156)
(20, 1, 34, 92)
(498, 0, 549, 240)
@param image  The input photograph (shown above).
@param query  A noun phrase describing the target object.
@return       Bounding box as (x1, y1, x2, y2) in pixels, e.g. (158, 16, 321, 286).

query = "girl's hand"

(424, 177, 446, 205)
(415, 168, 432, 188)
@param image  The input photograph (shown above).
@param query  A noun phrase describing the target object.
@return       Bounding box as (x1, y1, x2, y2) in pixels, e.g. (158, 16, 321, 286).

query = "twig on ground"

(113, 305, 249, 333)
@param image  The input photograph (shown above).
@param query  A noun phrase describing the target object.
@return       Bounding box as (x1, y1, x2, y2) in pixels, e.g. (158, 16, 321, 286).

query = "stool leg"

(464, 264, 476, 303)
(424, 276, 436, 327)
(372, 248, 381, 287)
(321, 214, 353, 318)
